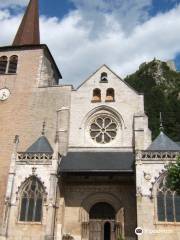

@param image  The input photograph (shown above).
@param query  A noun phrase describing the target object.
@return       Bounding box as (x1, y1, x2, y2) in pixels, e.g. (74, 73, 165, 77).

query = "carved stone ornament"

(62, 234, 74, 240)
(136, 186, 142, 196)
(144, 172, 152, 181)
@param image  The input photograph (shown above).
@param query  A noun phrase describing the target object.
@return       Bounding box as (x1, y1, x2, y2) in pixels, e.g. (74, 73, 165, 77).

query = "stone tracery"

(89, 114, 118, 144)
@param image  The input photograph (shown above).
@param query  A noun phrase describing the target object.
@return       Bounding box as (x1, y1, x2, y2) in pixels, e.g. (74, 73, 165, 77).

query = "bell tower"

(0, 0, 71, 234)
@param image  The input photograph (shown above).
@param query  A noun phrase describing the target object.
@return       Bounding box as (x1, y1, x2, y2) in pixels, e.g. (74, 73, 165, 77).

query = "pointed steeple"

(41, 120, 46, 136)
(159, 112, 164, 132)
(25, 136, 54, 154)
(147, 112, 180, 151)
(25, 121, 53, 154)
(147, 132, 180, 151)
(13, 0, 40, 46)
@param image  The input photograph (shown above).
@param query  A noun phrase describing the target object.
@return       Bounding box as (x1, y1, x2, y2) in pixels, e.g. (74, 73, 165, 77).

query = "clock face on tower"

(0, 88, 11, 101)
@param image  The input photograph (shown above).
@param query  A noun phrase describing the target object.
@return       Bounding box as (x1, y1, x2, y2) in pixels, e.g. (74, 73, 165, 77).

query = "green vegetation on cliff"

(124, 59, 180, 141)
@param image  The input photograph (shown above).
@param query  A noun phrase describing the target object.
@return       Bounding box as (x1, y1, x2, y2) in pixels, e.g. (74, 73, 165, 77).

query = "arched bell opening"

(92, 88, 101, 102)
(106, 88, 115, 102)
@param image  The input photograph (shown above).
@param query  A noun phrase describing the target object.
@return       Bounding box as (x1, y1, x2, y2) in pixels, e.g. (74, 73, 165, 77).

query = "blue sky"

(151, 0, 178, 15)
(38, 0, 179, 18)
(153, 0, 180, 71)
(40, 0, 75, 18)
(0, 0, 180, 86)
(43, 0, 179, 17)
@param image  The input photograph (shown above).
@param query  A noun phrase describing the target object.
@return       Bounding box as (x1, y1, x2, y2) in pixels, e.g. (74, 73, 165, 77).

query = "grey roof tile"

(59, 152, 134, 173)
(26, 136, 54, 154)
(147, 132, 180, 151)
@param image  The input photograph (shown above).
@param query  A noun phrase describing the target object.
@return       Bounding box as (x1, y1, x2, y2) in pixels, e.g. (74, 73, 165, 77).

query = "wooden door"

(89, 220, 102, 240)
(89, 220, 115, 240)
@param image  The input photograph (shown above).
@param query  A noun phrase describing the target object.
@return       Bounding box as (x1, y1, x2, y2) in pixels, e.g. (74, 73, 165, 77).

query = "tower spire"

(159, 112, 164, 132)
(41, 120, 46, 136)
(13, 0, 40, 46)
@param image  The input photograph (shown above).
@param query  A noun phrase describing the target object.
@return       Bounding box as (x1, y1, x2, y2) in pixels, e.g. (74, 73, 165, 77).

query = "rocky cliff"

(125, 59, 180, 141)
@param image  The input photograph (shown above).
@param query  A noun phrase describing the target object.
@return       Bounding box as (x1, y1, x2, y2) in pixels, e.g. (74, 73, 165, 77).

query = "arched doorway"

(104, 222, 111, 240)
(89, 202, 115, 240)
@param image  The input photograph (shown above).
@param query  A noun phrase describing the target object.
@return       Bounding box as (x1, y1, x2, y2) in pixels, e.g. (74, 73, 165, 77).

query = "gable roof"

(76, 64, 142, 95)
(25, 135, 54, 154)
(147, 131, 180, 151)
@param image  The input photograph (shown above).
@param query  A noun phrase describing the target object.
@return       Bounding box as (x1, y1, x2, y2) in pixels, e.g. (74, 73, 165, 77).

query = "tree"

(166, 156, 180, 193)
(124, 59, 180, 141)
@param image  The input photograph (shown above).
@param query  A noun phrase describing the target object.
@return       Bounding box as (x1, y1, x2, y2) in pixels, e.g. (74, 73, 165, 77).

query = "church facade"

(0, 1, 180, 240)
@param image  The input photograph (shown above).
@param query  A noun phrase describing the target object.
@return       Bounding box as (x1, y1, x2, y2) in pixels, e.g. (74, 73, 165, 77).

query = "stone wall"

(57, 180, 137, 240)
(4, 161, 54, 239)
(69, 65, 150, 151)
(136, 151, 180, 240)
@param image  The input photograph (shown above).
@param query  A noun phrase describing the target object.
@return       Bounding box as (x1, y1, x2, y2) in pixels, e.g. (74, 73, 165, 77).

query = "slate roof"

(25, 136, 54, 154)
(59, 152, 134, 173)
(147, 131, 180, 151)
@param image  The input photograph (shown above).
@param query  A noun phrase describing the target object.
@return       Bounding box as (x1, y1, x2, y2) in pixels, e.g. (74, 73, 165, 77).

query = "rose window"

(90, 115, 118, 144)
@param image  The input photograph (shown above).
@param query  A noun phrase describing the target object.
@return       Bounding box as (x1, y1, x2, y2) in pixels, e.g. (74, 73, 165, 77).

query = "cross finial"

(13, 135, 19, 153)
(160, 112, 164, 132)
(42, 120, 46, 135)
(14, 135, 19, 144)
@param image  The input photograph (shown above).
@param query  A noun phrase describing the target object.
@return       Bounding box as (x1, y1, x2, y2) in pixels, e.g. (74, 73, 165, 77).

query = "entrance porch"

(57, 152, 137, 240)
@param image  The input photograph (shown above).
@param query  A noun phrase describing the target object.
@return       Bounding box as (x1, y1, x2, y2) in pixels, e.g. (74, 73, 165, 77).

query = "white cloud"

(0, 2, 180, 87)
(70, 0, 152, 34)
(0, 0, 27, 8)
(0, 9, 22, 44)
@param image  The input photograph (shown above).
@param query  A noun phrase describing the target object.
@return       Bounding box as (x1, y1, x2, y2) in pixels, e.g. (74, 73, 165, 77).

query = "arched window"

(156, 175, 180, 222)
(106, 88, 115, 102)
(0, 56, 8, 74)
(92, 88, 101, 102)
(8, 55, 18, 74)
(19, 176, 44, 222)
(100, 72, 108, 83)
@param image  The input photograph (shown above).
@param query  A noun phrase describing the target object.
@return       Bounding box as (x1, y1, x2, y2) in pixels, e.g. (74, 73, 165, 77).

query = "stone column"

(134, 113, 151, 151)
(80, 208, 89, 240)
(116, 208, 125, 238)
(56, 196, 65, 240)
(45, 106, 70, 239)
(45, 171, 58, 240)
(57, 107, 70, 156)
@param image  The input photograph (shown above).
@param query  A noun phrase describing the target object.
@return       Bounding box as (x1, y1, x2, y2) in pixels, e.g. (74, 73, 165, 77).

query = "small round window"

(89, 115, 118, 144)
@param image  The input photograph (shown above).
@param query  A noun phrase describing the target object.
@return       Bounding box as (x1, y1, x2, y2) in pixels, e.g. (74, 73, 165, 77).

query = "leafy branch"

(166, 156, 180, 193)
